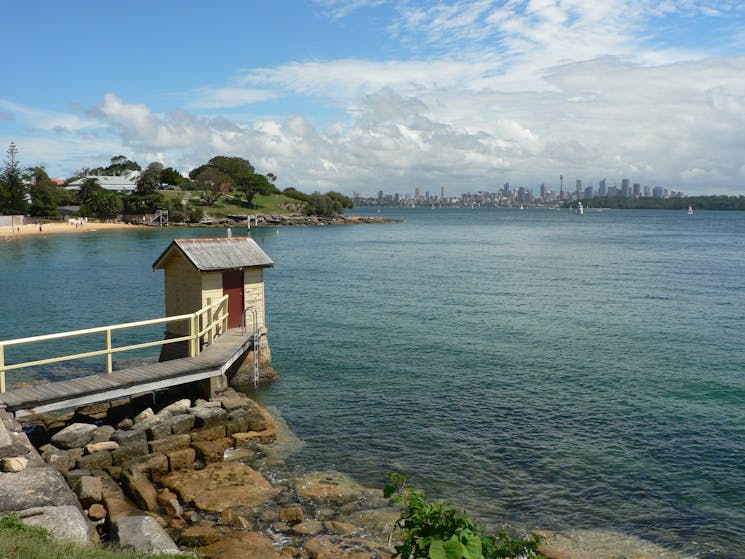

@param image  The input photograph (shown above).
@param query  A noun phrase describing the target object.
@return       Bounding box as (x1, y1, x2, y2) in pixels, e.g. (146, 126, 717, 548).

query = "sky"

(1, 0, 744, 196)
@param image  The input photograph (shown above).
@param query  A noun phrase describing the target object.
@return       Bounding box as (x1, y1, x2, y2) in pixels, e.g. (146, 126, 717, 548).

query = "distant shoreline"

(3, 221, 147, 239)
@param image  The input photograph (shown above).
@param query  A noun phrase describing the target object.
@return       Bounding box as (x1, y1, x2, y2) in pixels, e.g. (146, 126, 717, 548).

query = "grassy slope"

(0, 514, 185, 559)
(163, 191, 305, 217)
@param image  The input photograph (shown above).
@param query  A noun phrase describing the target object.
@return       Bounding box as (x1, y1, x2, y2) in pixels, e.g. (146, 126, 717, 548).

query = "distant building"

(584, 186, 594, 199)
(652, 186, 666, 198)
(621, 179, 631, 198)
(66, 171, 140, 194)
(644, 185, 650, 197)
(633, 183, 641, 198)
(599, 179, 607, 197)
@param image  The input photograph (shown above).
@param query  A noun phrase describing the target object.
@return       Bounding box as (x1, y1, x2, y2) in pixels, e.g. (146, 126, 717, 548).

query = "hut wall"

(243, 268, 266, 330)
(200, 271, 225, 316)
(164, 256, 202, 336)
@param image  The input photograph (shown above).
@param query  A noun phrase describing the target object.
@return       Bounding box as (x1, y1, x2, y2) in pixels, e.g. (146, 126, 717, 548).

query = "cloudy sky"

(1, 0, 744, 196)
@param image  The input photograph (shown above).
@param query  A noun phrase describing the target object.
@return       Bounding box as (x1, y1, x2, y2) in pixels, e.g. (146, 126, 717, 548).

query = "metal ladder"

(242, 307, 261, 388)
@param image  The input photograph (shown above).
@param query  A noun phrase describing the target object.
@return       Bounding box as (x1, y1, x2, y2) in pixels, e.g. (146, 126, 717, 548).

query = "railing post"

(189, 314, 198, 357)
(206, 297, 213, 345)
(0, 345, 5, 393)
(105, 329, 113, 373)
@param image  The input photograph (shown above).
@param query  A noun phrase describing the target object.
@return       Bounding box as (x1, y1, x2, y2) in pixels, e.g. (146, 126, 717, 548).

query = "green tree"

(89, 189, 123, 219)
(26, 167, 62, 216)
(160, 166, 184, 186)
(77, 178, 102, 207)
(136, 163, 162, 195)
(0, 141, 28, 214)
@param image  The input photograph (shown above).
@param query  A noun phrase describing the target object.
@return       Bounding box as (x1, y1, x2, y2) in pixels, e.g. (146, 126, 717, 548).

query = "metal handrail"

(0, 294, 230, 393)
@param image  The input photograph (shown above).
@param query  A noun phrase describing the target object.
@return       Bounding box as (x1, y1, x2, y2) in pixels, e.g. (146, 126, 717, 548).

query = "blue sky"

(1, 0, 744, 196)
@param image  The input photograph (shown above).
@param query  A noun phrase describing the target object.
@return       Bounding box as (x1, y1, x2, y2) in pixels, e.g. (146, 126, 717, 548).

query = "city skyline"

(1, 1, 744, 196)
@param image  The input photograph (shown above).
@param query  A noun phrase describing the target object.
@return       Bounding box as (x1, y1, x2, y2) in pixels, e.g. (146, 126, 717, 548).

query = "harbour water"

(1, 208, 744, 557)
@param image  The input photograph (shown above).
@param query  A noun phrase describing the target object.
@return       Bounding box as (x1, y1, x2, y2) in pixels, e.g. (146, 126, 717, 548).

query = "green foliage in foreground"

(385, 473, 543, 559)
(0, 514, 185, 559)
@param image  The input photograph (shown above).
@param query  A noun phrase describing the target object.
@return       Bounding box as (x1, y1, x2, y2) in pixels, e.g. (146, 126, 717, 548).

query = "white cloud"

(185, 87, 280, 109)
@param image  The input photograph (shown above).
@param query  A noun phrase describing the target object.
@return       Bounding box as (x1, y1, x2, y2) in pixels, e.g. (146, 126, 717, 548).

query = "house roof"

(152, 237, 275, 271)
(66, 174, 139, 193)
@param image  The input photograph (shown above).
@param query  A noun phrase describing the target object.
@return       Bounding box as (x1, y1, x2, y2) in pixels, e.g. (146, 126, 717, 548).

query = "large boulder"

(536, 530, 689, 559)
(196, 530, 281, 559)
(51, 423, 97, 449)
(19, 505, 92, 545)
(112, 515, 180, 554)
(304, 535, 393, 559)
(0, 467, 79, 511)
(295, 471, 369, 506)
(160, 461, 277, 513)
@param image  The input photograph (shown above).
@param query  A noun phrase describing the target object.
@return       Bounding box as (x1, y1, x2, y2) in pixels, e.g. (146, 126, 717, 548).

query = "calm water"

(1, 208, 744, 557)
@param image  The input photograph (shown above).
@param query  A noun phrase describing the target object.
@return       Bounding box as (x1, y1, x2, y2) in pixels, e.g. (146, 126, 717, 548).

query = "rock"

(121, 470, 159, 511)
(87, 503, 107, 521)
(296, 471, 368, 506)
(74, 476, 103, 508)
(76, 402, 110, 421)
(292, 520, 324, 536)
(189, 406, 228, 427)
(166, 447, 196, 471)
(279, 505, 304, 524)
(164, 413, 195, 435)
(232, 428, 277, 446)
(50, 423, 98, 449)
(76, 450, 112, 471)
(191, 424, 228, 442)
(0, 467, 79, 511)
(84, 441, 118, 454)
(92, 424, 115, 443)
(19, 505, 92, 545)
(111, 442, 148, 465)
(348, 509, 400, 539)
(157, 399, 191, 416)
(116, 418, 134, 430)
(110, 428, 146, 447)
(112, 515, 181, 554)
(536, 529, 689, 559)
(178, 525, 223, 546)
(2, 456, 28, 472)
(140, 415, 171, 441)
(122, 452, 169, 480)
(100, 475, 140, 522)
(304, 535, 393, 559)
(220, 507, 254, 529)
(157, 488, 183, 517)
(191, 438, 232, 463)
(46, 451, 75, 473)
(161, 461, 278, 513)
(325, 520, 363, 535)
(197, 530, 281, 559)
(134, 408, 155, 423)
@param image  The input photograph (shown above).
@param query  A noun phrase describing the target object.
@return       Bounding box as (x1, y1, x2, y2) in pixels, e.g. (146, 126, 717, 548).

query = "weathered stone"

(325, 521, 363, 535)
(116, 418, 134, 430)
(165, 413, 195, 435)
(100, 475, 139, 522)
(196, 531, 281, 559)
(223, 446, 259, 463)
(76, 450, 112, 471)
(140, 415, 171, 441)
(74, 476, 103, 508)
(134, 408, 155, 423)
(166, 447, 196, 471)
(160, 461, 278, 513)
(220, 396, 253, 412)
(122, 452, 169, 480)
(105, 465, 123, 480)
(194, 399, 222, 408)
(0, 467, 79, 511)
(191, 438, 232, 464)
(65, 447, 84, 460)
(232, 427, 277, 446)
(51, 423, 98, 449)
(225, 417, 250, 436)
(112, 515, 180, 554)
(76, 402, 110, 420)
(304, 535, 393, 559)
(87, 503, 107, 521)
(110, 428, 146, 447)
(189, 406, 228, 427)
(92, 424, 115, 443)
(296, 471, 368, 506)
(535, 529, 690, 559)
(157, 488, 183, 517)
(20, 505, 92, 545)
(111, 442, 148, 465)
(179, 525, 223, 547)
(347, 509, 400, 539)
(292, 520, 324, 536)
(157, 399, 191, 417)
(121, 470, 158, 512)
(191, 424, 227, 442)
(2, 456, 28, 472)
(47, 451, 75, 473)
(220, 507, 254, 529)
(148, 434, 191, 454)
(279, 505, 304, 524)
(84, 441, 119, 454)
(64, 468, 91, 486)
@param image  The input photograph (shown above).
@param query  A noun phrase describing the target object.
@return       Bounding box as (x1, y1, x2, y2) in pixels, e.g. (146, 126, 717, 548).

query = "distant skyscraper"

(633, 183, 641, 198)
(540, 183, 547, 198)
(653, 186, 665, 198)
(599, 178, 607, 197)
(441, 186, 445, 200)
(644, 185, 650, 197)
(377, 190, 383, 204)
(621, 178, 631, 198)
(503, 182, 511, 196)
(575, 179, 582, 200)
(584, 186, 594, 199)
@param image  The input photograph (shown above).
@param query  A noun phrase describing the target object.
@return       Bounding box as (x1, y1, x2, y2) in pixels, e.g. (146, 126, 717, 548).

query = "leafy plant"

(384, 473, 543, 559)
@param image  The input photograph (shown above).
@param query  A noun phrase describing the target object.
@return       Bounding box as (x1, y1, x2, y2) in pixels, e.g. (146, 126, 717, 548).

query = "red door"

(222, 270, 244, 329)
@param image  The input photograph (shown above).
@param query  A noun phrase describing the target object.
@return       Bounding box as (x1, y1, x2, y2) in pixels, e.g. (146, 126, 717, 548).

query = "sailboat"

(688, 205, 694, 216)
(576, 201, 584, 215)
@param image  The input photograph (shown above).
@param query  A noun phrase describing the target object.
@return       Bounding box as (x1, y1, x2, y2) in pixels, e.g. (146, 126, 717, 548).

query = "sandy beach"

(3, 220, 147, 239)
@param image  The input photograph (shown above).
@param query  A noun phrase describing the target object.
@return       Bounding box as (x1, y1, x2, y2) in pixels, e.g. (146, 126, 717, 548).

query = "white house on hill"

(66, 170, 141, 194)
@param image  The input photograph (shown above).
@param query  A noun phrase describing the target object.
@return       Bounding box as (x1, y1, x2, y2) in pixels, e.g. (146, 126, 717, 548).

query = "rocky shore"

(199, 213, 400, 227)
(0, 388, 399, 558)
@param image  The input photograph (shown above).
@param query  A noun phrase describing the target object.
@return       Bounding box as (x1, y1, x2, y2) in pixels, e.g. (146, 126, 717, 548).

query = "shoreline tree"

(0, 141, 28, 214)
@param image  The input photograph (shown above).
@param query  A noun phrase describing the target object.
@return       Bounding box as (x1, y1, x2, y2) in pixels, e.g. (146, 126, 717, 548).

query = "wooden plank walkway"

(0, 329, 254, 418)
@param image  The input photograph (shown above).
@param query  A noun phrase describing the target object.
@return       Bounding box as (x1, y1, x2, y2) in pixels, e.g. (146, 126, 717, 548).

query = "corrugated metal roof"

(153, 237, 274, 271)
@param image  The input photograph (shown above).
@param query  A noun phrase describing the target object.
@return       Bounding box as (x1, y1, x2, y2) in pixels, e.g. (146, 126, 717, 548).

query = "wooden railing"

(0, 295, 229, 393)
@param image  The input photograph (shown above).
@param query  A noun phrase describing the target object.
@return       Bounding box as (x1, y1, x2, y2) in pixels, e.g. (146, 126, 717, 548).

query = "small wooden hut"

(152, 237, 274, 360)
